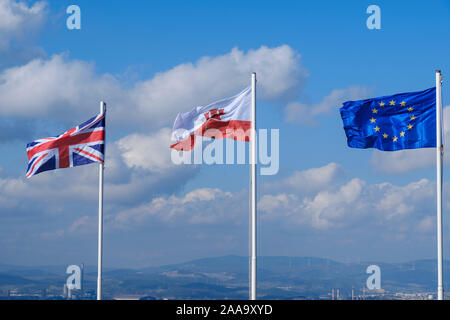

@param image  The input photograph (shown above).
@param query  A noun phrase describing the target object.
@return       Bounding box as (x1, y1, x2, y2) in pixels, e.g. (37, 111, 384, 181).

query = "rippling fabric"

(340, 87, 436, 151)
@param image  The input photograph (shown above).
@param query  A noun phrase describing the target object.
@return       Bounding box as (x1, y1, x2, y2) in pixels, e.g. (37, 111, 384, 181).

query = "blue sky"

(0, 0, 450, 269)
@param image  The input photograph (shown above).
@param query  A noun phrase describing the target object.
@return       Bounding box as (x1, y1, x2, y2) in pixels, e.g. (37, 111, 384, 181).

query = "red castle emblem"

(204, 108, 225, 120)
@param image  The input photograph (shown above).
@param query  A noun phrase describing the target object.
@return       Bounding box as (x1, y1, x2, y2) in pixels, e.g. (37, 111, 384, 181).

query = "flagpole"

(97, 101, 106, 300)
(436, 70, 444, 300)
(250, 72, 257, 300)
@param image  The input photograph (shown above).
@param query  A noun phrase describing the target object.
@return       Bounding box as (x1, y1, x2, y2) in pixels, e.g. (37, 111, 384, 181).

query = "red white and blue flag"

(170, 86, 252, 151)
(26, 112, 105, 178)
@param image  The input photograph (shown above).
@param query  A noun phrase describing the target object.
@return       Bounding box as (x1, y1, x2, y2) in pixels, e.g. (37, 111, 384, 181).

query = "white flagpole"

(97, 101, 106, 300)
(250, 72, 257, 300)
(436, 70, 444, 300)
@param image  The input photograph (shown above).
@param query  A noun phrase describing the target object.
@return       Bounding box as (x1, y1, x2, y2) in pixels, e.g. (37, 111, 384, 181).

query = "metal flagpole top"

(436, 70, 443, 82)
(100, 101, 107, 113)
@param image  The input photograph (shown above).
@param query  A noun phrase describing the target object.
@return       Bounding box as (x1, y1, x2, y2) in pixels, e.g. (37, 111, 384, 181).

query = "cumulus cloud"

(2, 158, 444, 265)
(0, 45, 307, 130)
(372, 179, 433, 220)
(0, 54, 123, 120)
(0, 166, 99, 211)
(258, 193, 297, 212)
(0, 43, 310, 260)
(103, 130, 197, 205)
(259, 164, 439, 232)
(259, 178, 366, 229)
(0, 128, 198, 215)
(113, 188, 245, 227)
(0, 0, 47, 51)
(416, 216, 434, 233)
(130, 45, 307, 126)
(301, 178, 365, 229)
(264, 162, 345, 194)
(116, 128, 175, 173)
(371, 148, 434, 174)
(105, 162, 441, 240)
(0, 0, 47, 69)
(370, 105, 450, 173)
(285, 86, 372, 125)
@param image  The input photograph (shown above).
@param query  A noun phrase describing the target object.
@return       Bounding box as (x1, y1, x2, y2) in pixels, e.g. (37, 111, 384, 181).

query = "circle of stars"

(370, 100, 415, 143)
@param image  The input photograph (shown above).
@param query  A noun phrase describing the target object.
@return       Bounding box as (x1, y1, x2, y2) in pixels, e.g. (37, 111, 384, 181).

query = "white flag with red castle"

(170, 87, 252, 151)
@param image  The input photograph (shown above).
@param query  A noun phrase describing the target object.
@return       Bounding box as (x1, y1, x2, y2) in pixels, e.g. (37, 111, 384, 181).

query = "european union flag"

(340, 87, 436, 151)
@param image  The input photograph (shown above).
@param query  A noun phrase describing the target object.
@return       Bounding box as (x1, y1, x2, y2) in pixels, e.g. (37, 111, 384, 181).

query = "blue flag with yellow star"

(340, 87, 436, 151)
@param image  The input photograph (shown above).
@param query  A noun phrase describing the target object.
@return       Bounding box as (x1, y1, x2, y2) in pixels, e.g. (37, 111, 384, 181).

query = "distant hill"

(0, 273, 33, 286)
(0, 256, 446, 299)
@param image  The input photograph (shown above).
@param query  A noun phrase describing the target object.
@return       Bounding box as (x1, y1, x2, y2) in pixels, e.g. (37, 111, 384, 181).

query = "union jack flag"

(26, 112, 105, 178)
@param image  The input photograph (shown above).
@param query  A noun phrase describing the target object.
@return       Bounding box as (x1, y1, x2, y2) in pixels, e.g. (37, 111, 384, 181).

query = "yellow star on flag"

(370, 117, 376, 123)
(393, 136, 398, 142)
(383, 133, 388, 139)
(372, 108, 378, 114)
(389, 100, 395, 106)
(407, 107, 414, 112)
(400, 101, 406, 106)
(379, 101, 385, 107)
(410, 115, 415, 120)
(407, 124, 413, 130)
(400, 131, 405, 137)
(374, 126, 380, 132)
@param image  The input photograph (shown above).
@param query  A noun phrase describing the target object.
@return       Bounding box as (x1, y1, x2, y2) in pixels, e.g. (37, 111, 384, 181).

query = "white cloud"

(373, 179, 433, 220)
(113, 187, 242, 227)
(370, 148, 434, 174)
(0, 54, 122, 119)
(107, 162, 440, 236)
(416, 216, 434, 233)
(0, 130, 197, 216)
(0, 0, 47, 51)
(298, 178, 365, 229)
(130, 45, 307, 126)
(0, 45, 307, 129)
(370, 105, 450, 173)
(101, 129, 198, 206)
(3, 159, 445, 265)
(0, 166, 99, 208)
(116, 128, 174, 173)
(104, 142, 197, 206)
(285, 86, 372, 125)
(265, 162, 345, 194)
(258, 194, 298, 214)
(259, 164, 437, 232)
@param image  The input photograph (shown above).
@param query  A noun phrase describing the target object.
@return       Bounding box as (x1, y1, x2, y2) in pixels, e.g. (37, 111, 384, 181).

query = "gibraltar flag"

(170, 87, 251, 151)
